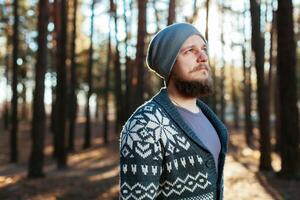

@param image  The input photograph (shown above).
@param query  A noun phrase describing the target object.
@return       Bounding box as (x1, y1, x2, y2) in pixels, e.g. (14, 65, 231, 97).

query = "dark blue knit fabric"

(119, 88, 228, 200)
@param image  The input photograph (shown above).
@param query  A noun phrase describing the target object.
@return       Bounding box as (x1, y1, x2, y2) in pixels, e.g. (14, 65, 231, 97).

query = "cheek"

(175, 57, 195, 72)
(173, 63, 189, 78)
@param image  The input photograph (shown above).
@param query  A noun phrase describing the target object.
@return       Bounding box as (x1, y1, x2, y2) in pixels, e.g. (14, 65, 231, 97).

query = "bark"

(28, 0, 49, 178)
(242, 10, 254, 147)
(51, 0, 59, 158)
(277, 0, 299, 178)
(10, 0, 19, 163)
(219, 1, 226, 124)
(4, 30, 10, 130)
(68, 0, 78, 152)
(250, 0, 272, 171)
(271, 8, 281, 153)
(122, 0, 132, 120)
(21, 81, 27, 120)
(103, 24, 112, 144)
(55, 0, 68, 168)
(230, 64, 239, 129)
(204, 0, 217, 113)
(205, 0, 210, 40)
(130, 0, 147, 113)
(167, 0, 175, 25)
(111, 0, 125, 133)
(95, 95, 99, 120)
(83, 0, 95, 149)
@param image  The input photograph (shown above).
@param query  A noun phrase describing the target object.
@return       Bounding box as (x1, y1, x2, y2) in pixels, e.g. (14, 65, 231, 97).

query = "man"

(119, 23, 228, 200)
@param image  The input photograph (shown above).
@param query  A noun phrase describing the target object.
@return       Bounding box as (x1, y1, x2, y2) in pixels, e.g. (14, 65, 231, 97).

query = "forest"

(0, 0, 299, 199)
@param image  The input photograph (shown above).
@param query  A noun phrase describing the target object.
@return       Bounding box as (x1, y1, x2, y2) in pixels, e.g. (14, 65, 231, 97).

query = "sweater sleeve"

(119, 112, 163, 200)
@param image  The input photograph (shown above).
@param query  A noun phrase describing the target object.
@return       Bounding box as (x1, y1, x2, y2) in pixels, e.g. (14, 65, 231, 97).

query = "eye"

(188, 48, 197, 53)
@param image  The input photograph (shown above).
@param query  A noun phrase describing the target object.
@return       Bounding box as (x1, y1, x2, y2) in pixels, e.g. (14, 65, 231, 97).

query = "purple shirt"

(176, 106, 221, 173)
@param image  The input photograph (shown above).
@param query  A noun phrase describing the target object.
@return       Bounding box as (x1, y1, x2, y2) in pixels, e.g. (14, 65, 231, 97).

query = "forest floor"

(0, 120, 299, 200)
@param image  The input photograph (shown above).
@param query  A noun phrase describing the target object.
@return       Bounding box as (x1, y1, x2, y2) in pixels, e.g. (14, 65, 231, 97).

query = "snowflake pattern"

(120, 103, 191, 159)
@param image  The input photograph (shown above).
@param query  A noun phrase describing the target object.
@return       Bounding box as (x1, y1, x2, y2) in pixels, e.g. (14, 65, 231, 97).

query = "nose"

(196, 50, 208, 63)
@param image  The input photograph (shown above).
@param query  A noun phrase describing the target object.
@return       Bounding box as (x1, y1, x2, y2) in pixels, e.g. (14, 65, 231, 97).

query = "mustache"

(189, 64, 210, 73)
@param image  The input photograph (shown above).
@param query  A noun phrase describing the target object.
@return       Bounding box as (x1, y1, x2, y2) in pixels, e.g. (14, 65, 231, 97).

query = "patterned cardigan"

(119, 88, 228, 200)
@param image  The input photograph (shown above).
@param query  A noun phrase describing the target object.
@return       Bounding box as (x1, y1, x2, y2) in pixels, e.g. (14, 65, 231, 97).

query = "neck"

(167, 85, 199, 113)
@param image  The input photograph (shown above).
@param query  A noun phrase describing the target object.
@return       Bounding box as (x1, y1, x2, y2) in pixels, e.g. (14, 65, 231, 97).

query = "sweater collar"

(153, 87, 228, 153)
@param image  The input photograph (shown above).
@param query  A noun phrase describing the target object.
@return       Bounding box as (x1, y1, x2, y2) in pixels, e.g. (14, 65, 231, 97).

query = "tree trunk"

(205, 0, 209, 40)
(21, 81, 27, 120)
(250, 0, 272, 171)
(68, 0, 78, 152)
(230, 64, 239, 129)
(122, 0, 132, 121)
(4, 31, 10, 131)
(167, 0, 175, 25)
(83, 0, 95, 149)
(28, 0, 49, 178)
(111, 0, 125, 134)
(95, 95, 99, 120)
(131, 0, 147, 113)
(219, 1, 226, 124)
(242, 10, 254, 147)
(103, 22, 112, 144)
(10, 0, 20, 163)
(55, 0, 68, 168)
(277, 0, 299, 178)
(269, 6, 281, 153)
(204, 0, 217, 113)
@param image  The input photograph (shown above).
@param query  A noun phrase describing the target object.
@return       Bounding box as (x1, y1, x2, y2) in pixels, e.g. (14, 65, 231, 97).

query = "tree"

(103, 22, 112, 144)
(242, 6, 253, 147)
(122, 0, 133, 120)
(250, 0, 272, 171)
(277, 0, 299, 178)
(111, 0, 125, 133)
(68, 0, 78, 152)
(230, 63, 239, 129)
(10, 0, 20, 163)
(167, 0, 175, 25)
(130, 0, 147, 113)
(55, 0, 68, 168)
(205, 0, 210, 40)
(204, 0, 217, 113)
(3, 18, 11, 131)
(28, 0, 49, 178)
(83, 0, 95, 149)
(219, 0, 226, 124)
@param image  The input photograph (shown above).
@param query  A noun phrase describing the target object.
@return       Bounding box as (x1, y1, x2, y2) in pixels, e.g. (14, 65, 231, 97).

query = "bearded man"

(119, 23, 228, 200)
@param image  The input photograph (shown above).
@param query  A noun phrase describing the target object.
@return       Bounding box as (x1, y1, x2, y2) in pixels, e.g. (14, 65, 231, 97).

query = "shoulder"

(119, 100, 166, 160)
(123, 99, 166, 128)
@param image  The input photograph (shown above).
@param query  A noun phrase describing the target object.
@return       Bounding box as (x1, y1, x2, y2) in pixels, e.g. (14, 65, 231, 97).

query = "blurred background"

(0, 0, 299, 199)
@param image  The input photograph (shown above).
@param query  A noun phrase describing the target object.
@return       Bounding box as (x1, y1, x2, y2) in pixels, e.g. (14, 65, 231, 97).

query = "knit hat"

(146, 23, 206, 81)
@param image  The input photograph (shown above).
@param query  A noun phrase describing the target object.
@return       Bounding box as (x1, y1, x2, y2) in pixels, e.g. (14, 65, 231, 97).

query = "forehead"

(181, 34, 206, 48)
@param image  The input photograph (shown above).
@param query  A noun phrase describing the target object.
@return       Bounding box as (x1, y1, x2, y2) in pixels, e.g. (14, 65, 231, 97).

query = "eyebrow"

(180, 44, 207, 52)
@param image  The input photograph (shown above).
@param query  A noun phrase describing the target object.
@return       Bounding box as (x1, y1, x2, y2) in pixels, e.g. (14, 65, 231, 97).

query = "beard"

(170, 67, 214, 98)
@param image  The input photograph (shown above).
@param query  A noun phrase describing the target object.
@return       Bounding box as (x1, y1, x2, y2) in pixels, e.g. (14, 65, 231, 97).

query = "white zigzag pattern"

(120, 182, 159, 200)
(159, 172, 211, 197)
(179, 192, 214, 200)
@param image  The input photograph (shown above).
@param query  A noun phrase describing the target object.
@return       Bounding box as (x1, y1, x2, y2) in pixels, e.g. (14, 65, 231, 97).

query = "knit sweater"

(119, 88, 228, 200)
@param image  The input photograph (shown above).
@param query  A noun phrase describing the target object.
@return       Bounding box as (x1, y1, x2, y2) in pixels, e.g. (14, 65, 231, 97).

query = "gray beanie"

(146, 23, 205, 81)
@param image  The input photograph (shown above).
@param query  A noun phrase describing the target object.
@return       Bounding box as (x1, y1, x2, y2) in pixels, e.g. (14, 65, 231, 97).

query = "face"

(168, 34, 214, 98)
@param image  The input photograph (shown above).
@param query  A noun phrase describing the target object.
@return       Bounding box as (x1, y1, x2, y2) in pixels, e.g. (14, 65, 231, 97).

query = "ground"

(0, 121, 299, 200)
